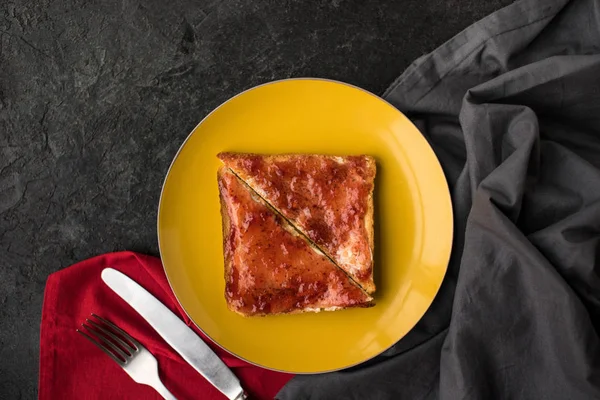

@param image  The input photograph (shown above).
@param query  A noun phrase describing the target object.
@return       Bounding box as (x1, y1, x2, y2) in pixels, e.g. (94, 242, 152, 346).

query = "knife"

(101, 268, 247, 400)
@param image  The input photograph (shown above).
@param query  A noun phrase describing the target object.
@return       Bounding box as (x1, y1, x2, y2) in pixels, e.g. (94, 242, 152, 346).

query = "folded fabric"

(39, 251, 293, 399)
(277, 0, 600, 398)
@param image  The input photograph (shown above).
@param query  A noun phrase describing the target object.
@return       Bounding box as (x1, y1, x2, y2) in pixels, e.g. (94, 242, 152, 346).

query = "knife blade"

(101, 268, 247, 400)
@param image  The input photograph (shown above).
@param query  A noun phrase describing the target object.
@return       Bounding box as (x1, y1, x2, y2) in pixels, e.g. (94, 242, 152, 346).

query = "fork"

(77, 314, 177, 400)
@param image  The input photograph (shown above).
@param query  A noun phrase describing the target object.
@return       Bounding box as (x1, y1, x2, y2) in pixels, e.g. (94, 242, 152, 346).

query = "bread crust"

(362, 155, 376, 294)
(217, 167, 238, 314)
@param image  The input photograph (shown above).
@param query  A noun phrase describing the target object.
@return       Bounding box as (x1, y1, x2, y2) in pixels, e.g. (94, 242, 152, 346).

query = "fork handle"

(148, 379, 177, 400)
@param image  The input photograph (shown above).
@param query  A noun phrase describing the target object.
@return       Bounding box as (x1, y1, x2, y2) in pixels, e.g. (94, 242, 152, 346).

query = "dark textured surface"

(0, 0, 512, 397)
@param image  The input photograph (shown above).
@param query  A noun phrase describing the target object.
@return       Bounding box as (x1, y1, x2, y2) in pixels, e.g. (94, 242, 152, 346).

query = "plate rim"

(157, 77, 454, 374)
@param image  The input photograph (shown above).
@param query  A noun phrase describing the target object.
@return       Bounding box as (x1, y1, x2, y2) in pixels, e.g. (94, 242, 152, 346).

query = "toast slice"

(218, 153, 376, 294)
(218, 167, 373, 316)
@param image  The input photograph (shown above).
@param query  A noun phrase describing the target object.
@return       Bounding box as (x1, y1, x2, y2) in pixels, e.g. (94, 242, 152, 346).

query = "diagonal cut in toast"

(218, 153, 376, 294)
(218, 167, 373, 316)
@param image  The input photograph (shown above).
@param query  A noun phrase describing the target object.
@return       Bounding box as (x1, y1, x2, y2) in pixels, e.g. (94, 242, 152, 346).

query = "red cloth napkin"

(39, 251, 293, 399)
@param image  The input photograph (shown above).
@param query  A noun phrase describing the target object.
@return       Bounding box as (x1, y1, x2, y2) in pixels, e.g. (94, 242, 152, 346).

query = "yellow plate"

(158, 78, 453, 374)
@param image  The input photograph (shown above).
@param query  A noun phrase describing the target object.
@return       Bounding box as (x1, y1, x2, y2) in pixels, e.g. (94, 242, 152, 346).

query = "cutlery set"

(76, 268, 247, 400)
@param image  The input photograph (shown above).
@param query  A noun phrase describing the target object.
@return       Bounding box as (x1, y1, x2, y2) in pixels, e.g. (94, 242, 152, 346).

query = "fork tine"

(77, 328, 124, 365)
(86, 319, 135, 355)
(83, 323, 130, 362)
(91, 314, 140, 350)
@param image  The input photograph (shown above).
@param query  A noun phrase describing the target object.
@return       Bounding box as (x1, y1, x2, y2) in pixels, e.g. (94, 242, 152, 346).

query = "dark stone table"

(0, 0, 512, 397)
